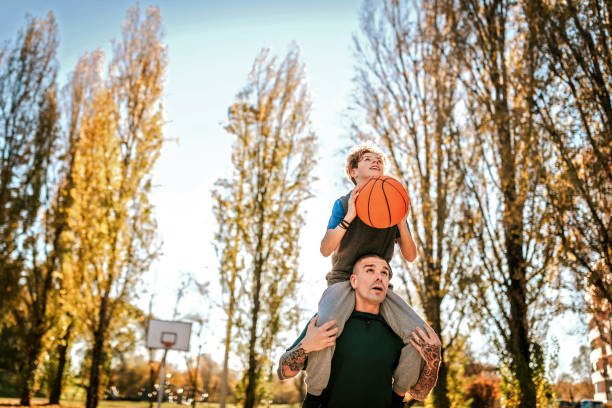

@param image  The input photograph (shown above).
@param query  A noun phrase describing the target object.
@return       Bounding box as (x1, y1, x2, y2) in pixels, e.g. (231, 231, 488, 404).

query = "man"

(277, 254, 441, 408)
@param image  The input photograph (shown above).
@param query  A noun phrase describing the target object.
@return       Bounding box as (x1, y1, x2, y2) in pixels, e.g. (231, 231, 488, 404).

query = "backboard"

(146, 319, 192, 351)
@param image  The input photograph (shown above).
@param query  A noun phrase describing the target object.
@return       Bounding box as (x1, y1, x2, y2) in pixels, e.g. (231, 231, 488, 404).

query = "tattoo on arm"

(407, 344, 441, 401)
(277, 343, 308, 380)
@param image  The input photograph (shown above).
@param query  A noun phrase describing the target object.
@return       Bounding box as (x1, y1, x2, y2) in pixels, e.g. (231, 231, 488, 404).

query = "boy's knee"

(317, 281, 354, 325)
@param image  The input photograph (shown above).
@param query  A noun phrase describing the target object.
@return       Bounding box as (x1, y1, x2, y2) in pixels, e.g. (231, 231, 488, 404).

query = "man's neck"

(354, 298, 380, 314)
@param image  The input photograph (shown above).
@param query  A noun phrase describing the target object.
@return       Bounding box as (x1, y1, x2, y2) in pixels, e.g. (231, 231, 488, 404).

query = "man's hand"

(277, 316, 338, 380)
(410, 326, 441, 369)
(302, 316, 338, 353)
(406, 325, 441, 401)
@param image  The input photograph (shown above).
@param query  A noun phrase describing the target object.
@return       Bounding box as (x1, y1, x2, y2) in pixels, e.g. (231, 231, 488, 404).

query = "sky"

(0, 0, 585, 377)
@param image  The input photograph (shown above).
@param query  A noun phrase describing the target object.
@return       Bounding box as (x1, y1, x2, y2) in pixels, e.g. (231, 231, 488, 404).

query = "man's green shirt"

(290, 310, 403, 408)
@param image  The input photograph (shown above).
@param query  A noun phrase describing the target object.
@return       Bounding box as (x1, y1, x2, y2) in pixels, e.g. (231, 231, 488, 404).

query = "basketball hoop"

(145, 319, 192, 408)
(161, 332, 177, 349)
(146, 320, 190, 351)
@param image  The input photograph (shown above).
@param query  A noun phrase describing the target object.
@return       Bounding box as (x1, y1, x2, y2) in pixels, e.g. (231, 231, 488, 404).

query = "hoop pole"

(157, 347, 169, 408)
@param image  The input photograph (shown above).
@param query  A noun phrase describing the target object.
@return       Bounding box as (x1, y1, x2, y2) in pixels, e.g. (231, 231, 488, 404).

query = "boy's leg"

(380, 290, 427, 393)
(304, 281, 354, 396)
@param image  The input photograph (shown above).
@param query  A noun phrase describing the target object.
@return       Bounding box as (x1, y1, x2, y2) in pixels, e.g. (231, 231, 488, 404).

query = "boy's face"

(350, 153, 384, 184)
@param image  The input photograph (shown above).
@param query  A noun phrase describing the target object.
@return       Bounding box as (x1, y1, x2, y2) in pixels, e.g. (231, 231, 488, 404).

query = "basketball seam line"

(384, 180, 408, 213)
(357, 177, 376, 225)
(367, 176, 378, 227)
(381, 178, 392, 227)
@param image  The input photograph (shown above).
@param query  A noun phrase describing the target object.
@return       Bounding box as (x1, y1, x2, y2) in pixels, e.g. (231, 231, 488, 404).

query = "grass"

(0, 399, 299, 408)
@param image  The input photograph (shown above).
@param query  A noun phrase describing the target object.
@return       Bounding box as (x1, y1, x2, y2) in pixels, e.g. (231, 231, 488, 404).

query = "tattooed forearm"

(277, 343, 308, 380)
(407, 364, 439, 400)
(407, 345, 441, 401)
(421, 344, 440, 369)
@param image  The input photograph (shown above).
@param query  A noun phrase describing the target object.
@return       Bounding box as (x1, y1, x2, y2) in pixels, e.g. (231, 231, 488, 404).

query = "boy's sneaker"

(302, 393, 323, 408)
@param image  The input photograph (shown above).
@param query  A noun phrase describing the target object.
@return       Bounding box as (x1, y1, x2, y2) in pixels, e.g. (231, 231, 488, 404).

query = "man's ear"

(349, 273, 357, 289)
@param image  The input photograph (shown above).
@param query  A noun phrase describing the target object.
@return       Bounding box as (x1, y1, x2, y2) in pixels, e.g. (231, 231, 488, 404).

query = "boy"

(297, 142, 429, 406)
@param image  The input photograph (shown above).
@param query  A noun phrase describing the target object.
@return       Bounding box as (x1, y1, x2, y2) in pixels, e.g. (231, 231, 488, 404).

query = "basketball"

(355, 176, 410, 229)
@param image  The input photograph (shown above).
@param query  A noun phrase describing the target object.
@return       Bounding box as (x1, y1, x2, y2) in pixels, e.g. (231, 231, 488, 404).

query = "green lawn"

(0, 399, 299, 408)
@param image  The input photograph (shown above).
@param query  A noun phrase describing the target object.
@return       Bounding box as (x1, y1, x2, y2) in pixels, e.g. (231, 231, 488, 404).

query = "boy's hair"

(345, 142, 388, 185)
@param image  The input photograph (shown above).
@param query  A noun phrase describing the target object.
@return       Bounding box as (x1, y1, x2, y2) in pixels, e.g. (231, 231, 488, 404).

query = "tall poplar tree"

(0, 13, 62, 405)
(0, 13, 59, 324)
(64, 7, 167, 408)
(213, 45, 317, 408)
(526, 0, 611, 314)
(47, 50, 105, 405)
(352, 1, 469, 406)
(444, 1, 559, 406)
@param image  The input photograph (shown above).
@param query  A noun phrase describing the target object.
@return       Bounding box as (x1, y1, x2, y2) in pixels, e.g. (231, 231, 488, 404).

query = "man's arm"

(277, 342, 309, 379)
(406, 326, 441, 401)
(277, 316, 339, 380)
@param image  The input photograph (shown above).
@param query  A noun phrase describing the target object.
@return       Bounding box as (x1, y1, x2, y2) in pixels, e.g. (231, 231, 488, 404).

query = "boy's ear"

(349, 166, 358, 180)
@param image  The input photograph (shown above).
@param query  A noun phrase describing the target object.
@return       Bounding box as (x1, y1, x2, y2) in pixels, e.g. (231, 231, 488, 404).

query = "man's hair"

(345, 142, 388, 185)
(352, 253, 393, 279)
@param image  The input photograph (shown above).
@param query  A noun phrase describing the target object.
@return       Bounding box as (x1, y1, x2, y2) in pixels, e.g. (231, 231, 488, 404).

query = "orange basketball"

(355, 176, 410, 229)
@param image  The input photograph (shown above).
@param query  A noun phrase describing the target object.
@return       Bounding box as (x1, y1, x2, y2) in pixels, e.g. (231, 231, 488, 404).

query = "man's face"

(350, 153, 384, 183)
(350, 256, 390, 306)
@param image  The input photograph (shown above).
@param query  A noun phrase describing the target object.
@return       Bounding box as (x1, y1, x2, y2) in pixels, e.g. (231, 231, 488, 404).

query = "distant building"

(588, 287, 612, 403)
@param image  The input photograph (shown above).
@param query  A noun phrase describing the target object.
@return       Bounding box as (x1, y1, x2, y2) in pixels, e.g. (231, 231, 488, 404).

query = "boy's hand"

(345, 188, 359, 222)
(301, 316, 339, 353)
(398, 193, 411, 226)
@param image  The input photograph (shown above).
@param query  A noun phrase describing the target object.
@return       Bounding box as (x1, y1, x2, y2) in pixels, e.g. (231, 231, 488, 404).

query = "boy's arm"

(397, 212, 417, 262)
(277, 316, 338, 380)
(320, 189, 358, 257)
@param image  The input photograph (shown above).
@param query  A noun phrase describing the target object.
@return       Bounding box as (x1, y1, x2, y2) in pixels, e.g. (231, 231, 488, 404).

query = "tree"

(213, 45, 317, 408)
(47, 49, 105, 405)
(351, 1, 470, 406)
(64, 6, 167, 408)
(0, 13, 59, 322)
(554, 372, 594, 402)
(183, 277, 211, 407)
(213, 108, 247, 408)
(442, 1, 561, 407)
(466, 375, 499, 408)
(0, 12, 63, 405)
(525, 0, 611, 330)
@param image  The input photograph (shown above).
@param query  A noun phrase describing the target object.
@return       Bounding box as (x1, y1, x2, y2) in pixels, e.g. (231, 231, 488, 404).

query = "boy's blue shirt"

(326, 198, 410, 237)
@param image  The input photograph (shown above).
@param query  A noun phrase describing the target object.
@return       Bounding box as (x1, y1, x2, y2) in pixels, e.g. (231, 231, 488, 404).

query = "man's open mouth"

(371, 286, 384, 293)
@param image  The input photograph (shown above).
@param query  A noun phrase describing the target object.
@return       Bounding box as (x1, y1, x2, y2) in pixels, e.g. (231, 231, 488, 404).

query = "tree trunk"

(500, 105, 536, 408)
(86, 306, 107, 408)
(148, 348, 155, 407)
(424, 288, 450, 408)
(219, 297, 235, 408)
(507, 251, 536, 408)
(18, 328, 43, 406)
(243, 264, 263, 408)
(49, 322, 72, 404)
